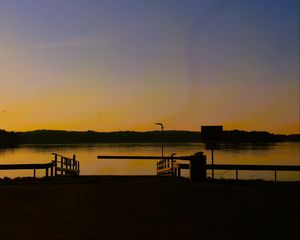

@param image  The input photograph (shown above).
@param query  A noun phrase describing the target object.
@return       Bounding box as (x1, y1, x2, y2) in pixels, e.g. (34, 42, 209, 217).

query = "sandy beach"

(0, 176, 299, 240)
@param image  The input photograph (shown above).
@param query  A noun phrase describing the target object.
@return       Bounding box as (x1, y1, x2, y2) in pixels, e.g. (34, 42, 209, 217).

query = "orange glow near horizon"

(0, 1, 299, 134)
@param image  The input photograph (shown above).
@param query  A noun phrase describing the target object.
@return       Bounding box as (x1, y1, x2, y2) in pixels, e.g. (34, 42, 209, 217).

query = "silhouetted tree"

(0, 129, 23, 147)
(17, 129, 299, 144)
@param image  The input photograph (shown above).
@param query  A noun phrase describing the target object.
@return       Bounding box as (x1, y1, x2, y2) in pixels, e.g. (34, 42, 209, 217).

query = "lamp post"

(155, 122, 164, 159)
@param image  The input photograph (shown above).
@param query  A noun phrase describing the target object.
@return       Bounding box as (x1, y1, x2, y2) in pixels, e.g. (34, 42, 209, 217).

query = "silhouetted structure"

(52, 153, 80, 176)
(98, 152, 207, 182)
(98, 153, 300, 182)
(201, 125, 223, 179)
(0, 153, 80, 178)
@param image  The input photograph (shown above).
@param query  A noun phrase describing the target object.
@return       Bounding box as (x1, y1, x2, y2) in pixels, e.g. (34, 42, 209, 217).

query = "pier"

(1, 152, 299, 182)
(97, 152, 300, 182)
(0, 153, 80, 178)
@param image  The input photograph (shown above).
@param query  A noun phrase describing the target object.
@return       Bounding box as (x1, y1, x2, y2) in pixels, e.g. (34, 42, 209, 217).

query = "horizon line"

(2, 128, 299, 135)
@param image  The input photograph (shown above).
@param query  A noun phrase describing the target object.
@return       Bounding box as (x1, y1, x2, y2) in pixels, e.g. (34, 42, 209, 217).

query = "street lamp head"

(155, 122, 164, 129)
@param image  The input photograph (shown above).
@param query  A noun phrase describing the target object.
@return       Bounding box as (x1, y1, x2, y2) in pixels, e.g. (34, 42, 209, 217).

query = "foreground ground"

(0, 176, 299, 240)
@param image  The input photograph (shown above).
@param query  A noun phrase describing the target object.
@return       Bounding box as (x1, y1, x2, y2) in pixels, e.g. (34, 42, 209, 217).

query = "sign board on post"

(201, 125, 223, 143)
(201, 125, 223, 180)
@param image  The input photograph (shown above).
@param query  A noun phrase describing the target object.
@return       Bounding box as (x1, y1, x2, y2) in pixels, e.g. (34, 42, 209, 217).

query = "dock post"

(54, 154, 57, 176)
(171, 153, 176, 177)
(33, 169, 36, 178)
(77, 161, 80, 175)
(189, 152, 206, 182)
(53, 154, 57, 176)
(61, 156, 64, 175)
(46, 168, 49, 177)
(51, 165, 54, 177)
(73, 154, 76, 171)
(211, 149, 215, 179)
(66, 159, 68, 175)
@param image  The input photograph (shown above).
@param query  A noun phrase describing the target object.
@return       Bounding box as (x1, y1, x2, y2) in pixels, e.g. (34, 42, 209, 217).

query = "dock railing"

(206, 164, 300, 182)
(98, 152, 207, 181)
(52, 153, 80, 176)
(156, 158, 174, 176)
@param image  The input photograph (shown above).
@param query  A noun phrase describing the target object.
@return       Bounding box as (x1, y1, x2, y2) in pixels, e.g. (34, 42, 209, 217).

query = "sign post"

(201, 125, 223, 180)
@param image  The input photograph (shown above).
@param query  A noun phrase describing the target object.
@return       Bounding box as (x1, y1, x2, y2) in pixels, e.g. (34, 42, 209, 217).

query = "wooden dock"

(0, 153, 80, 178)
(0, 162, 54, 178)
(98, 153, 300, 182)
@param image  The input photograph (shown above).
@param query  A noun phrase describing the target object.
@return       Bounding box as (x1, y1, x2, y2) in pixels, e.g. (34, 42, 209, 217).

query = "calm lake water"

(0, 142, 299, 181)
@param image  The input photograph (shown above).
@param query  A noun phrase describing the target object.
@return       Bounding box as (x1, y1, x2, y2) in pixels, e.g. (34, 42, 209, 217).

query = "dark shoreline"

(1, 175, 300, 186)
(1, 129, 299, 147)
(16, 129, 300, 144)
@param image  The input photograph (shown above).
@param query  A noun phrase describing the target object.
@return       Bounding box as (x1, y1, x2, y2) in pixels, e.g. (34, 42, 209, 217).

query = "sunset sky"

(0, 0, 299, 133)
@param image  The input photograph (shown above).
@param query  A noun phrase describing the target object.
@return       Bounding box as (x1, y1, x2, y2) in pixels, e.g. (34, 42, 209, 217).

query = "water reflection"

(220, 142, 276, 151)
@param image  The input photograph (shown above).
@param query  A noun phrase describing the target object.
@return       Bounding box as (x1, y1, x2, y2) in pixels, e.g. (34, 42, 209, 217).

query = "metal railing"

(206, 164, 300, 181)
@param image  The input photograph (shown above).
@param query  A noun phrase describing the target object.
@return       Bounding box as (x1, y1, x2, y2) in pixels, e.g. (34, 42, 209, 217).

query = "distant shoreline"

(18, 129, 300, 144)
(1, 129, 299, 146)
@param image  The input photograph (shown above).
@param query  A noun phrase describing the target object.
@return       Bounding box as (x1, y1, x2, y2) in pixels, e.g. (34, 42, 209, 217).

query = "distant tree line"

(0, 129, 299, 146)
(0, 129, 23, 147)
(15, 129, 299, 144)
(221, 130, 299, 142)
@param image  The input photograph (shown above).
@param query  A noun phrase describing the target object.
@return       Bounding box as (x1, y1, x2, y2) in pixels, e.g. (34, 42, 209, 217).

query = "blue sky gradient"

(0, 0, 299, 133)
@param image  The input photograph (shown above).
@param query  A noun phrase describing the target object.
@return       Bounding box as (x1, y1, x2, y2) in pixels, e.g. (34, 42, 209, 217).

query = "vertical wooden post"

(189, 152, 207, 182)
(171, 153, 176, 177)
(33, 169, 36, 178)
(61, 156, 64, 175)
(54, 154, 57, 176)
(167, 159, 169, 169)
(73, 154, 76, 171)
(51, 165, 54, 177)
(211, 149, 214, 180)
(174, 167, 177, 177)
(275, 170, 277, 182)
(66, 159, 69, 172)
(236, 170, 238, 180)
(171, 156, 174, 176)
(46, 168, 49, 177)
